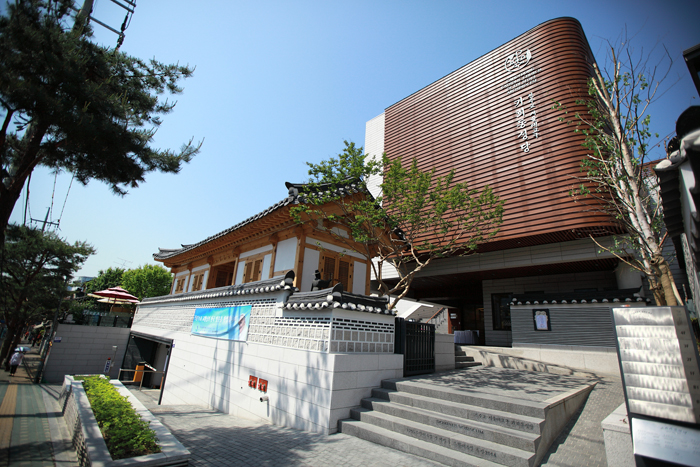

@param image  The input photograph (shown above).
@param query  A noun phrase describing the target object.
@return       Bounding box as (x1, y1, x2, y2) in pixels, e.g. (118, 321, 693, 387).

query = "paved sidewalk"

(0, 342, 78, 467)
(130, 389, 442, 467)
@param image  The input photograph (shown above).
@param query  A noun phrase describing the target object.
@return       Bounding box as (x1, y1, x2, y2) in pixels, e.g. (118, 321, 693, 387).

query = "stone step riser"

(379, 382, 546, 419)
(359, 399, 541, 453)
(371, 388, 544, 435)
(456, 356, 476, 362)
(456, 362, 482, 369)
(350, 409, 534, 467)
(339, 420, 503, 467)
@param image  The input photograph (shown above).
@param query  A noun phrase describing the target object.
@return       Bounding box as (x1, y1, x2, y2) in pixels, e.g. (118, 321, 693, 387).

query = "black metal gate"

(395, 318, 435, 377)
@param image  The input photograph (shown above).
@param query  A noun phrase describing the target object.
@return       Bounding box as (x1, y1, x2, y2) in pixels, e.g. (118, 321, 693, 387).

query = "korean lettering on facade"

(514, 91, 539, 153)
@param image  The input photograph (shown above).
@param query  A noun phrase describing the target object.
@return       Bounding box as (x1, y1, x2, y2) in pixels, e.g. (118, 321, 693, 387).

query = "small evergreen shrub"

(82, 376, 161, 459)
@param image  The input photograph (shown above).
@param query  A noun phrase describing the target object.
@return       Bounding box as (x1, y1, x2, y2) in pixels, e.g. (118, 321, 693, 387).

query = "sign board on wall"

(192, 305, 252, 341)
(532, 309, 551, 331)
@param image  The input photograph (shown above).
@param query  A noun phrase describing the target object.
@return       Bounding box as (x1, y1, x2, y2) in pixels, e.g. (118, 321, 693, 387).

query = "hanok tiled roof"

(511, 288, 650, 306)
(154, 181, 370, 262)
(284, 283, 392, 314)
(140, 271, 297, 305)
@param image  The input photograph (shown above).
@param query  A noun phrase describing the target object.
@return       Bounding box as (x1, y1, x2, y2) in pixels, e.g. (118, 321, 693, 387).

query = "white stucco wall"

(234, 261, 245, 285)
(274, 237, 297, 271)
(301, 247, 320, 293)
(353, 261, 367, 295)
(262, 253, 272, 280)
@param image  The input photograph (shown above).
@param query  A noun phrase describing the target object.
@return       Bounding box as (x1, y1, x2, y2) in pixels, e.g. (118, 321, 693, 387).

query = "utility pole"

(70, 0, 136, 48)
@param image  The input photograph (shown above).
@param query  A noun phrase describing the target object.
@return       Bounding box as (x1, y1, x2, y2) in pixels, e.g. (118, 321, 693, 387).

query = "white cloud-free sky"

(7, 0, 700, 277)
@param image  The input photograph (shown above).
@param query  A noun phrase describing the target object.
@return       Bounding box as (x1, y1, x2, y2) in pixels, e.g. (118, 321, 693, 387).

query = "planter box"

(60, 376, 190, 467)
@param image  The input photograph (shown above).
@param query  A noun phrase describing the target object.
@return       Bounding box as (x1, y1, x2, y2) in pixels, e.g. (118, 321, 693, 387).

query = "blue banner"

(191, 305, 252, 341)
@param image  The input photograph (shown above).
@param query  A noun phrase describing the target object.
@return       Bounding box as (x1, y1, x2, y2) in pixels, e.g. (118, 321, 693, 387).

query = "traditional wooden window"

(214, 269, 234, 288)
(174, 277, 186, 294)
(243, 256, 265, 283)
(319, 251, 353, 292)
(209, 263, 235, 288)
(191, 272, 205, 292)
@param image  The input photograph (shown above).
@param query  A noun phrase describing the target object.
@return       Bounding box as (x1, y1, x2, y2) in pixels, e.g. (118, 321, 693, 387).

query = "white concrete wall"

(133, 288, 402, 434)
(435, 333, 456, 372)
(132, 323, 402, 434)
(43, 324, 131, 383)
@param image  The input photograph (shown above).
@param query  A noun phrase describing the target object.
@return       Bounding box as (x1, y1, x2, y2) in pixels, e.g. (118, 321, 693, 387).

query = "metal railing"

(395, 317, 435, 377)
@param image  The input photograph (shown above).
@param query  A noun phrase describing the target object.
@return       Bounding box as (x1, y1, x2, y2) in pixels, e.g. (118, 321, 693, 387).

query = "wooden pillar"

(365, 259, 372, 296)
(205, 256, 216, 289)
(230, 247, 241, 285)
(293, 227, 306, 290)
(268, 233, 278, 279)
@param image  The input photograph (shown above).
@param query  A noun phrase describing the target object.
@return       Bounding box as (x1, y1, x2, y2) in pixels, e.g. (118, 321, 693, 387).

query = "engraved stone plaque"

(632, 418, 700, 467)
(612, 306, 700, 424)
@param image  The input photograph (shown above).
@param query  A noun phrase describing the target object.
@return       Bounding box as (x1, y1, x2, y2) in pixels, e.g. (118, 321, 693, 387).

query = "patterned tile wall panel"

(329, 317, 394, 353)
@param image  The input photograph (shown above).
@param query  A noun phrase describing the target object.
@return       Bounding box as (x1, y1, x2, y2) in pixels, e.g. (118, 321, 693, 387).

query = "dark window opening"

(492, 293, 512, 331)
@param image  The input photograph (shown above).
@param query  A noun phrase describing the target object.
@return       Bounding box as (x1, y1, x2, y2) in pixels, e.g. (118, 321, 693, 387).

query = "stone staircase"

(339, 371, 595, 466)
(456, 345, 482, 370)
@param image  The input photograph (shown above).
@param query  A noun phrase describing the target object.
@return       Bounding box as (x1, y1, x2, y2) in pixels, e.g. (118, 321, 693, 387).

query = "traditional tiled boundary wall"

(132, 272, 403, 434)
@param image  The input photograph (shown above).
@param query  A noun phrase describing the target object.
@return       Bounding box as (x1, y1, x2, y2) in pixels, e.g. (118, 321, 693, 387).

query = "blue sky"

(8, 0, 700, 278)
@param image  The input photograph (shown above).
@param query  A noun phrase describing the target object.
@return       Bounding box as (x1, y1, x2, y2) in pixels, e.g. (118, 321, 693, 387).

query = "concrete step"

(339, 418, 506, 467)
(371, 388, 544, 435)
(347, 409, 534, 467)
(456, 356, 476, 363)
(456, 362, 483, 369)
(380, 379, 549, 419)
(360, 398, 541, 452)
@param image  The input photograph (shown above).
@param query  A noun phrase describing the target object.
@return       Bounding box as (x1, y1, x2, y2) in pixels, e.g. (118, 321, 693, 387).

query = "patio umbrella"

(96, 297, 140, 305)
(88, 286, 140, 310)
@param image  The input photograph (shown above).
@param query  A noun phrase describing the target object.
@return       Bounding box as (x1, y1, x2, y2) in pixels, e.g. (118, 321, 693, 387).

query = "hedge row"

(82, 376, 161, 460)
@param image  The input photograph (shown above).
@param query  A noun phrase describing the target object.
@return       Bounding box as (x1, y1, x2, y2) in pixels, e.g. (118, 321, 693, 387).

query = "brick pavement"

(0, 342, 78, 467)
(140, 401, 443, 467)
(540, 376, 623, 467)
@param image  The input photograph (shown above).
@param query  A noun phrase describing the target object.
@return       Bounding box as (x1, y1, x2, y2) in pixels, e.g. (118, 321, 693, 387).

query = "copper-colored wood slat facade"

(383, 17, 617, 248)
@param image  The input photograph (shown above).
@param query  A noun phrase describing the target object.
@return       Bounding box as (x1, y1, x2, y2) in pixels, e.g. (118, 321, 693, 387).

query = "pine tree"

(0, 0, 201, 241)
(0, 224, 93, 364)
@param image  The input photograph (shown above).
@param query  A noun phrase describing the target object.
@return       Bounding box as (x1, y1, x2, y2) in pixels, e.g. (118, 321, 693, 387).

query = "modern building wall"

(482, 270, 618, 346)
(43, 324, 131, 383)
(364, 112, 385, 200)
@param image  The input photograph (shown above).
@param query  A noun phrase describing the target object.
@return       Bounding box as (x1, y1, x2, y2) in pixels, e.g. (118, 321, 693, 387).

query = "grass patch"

(82, 376, 161, 459)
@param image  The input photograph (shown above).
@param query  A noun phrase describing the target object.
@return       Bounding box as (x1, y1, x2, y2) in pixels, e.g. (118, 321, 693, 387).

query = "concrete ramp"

(339, 367, 597, 466)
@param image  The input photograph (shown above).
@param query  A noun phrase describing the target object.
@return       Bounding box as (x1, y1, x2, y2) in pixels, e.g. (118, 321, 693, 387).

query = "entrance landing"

(404, 366, 596, 403)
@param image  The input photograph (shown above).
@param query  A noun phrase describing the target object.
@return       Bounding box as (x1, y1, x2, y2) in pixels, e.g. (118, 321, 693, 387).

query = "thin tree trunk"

(655, 256, 680, 306)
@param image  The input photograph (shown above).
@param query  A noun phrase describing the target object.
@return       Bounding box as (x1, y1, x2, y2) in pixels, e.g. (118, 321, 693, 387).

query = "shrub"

(82, 376, 161, 459)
